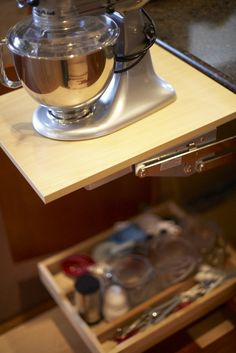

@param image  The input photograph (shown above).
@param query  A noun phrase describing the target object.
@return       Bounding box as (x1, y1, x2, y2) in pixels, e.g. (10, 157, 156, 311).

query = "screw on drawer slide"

(135, 131, 236, 177)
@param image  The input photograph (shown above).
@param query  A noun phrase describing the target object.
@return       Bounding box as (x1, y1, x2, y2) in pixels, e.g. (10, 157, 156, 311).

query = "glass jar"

(110, 254, 160, 307)
(150, 235, 198, 287)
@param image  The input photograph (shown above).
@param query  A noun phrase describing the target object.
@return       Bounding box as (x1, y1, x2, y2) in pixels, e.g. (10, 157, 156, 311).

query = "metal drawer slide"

(135, 131, 236, 178)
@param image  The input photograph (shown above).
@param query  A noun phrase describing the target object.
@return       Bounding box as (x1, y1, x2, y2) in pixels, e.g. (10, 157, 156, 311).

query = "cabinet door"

(0, 149, 154, 261)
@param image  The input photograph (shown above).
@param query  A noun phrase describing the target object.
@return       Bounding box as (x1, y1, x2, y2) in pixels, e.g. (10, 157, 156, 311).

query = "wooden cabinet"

(0, 44, 235, 334)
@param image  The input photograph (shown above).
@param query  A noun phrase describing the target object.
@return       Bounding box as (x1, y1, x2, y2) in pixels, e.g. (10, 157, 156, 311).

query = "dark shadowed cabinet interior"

(0, 1, 236, 353)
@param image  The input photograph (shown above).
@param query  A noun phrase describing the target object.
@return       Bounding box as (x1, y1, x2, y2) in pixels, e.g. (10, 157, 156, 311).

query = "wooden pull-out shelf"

(38, 203, 236, 353)
(0, 45, 235, 203)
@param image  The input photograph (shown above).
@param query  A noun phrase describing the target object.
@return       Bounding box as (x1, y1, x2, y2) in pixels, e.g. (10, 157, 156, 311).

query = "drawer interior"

(38, 202, 236, 353)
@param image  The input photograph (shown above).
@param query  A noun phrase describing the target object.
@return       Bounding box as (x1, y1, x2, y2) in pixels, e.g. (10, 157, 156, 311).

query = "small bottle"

(103, 285, 129, 322)
(75, 274, 102, 325)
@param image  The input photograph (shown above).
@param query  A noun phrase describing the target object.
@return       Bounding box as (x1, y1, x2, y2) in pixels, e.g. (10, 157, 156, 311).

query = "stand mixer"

(0, 0, 176, 140)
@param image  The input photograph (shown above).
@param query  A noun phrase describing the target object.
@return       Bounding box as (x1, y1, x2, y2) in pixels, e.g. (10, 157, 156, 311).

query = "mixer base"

(32, 52, 176, 141)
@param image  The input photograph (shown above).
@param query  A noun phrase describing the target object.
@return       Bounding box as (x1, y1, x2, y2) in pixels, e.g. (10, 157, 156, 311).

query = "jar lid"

(62, 254, 95, 278)
(7, 15, 119, 59)
(75, 274, 100, 295)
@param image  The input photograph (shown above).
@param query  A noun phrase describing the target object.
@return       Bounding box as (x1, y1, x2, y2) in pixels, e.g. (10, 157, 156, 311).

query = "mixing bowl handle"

(0, 39, 22, 89)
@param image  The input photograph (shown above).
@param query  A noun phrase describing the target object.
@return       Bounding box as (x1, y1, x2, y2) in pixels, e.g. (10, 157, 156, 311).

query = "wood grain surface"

(0, 149, 153, 260)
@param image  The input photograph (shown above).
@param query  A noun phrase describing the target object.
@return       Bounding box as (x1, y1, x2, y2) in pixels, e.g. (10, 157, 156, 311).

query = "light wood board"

(0, 45, 235, 203)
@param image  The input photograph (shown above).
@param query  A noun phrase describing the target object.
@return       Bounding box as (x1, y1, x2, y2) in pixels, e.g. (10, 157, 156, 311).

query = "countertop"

(145, 0, 236, 93)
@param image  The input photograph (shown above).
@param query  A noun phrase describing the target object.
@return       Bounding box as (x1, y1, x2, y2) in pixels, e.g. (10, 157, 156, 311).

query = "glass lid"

(7, 14, 119, 59)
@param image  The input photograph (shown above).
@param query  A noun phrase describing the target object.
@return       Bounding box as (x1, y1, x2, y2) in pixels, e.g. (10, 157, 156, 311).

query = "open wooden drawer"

(38, 202, 236, 353)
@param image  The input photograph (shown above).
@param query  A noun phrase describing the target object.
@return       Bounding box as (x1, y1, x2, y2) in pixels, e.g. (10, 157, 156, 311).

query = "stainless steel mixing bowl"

(13, 47, 115, 110)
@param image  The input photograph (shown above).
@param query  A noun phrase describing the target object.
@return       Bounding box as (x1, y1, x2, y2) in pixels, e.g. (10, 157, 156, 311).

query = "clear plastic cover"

(7, 15, 119, 59)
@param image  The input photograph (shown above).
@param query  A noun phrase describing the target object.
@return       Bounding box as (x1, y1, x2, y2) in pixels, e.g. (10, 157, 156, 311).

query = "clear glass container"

(110, 254, 160, 307)
(150, 235, 198, 287)
(7, 14, 119, 59)
(184, 217, 226, 268)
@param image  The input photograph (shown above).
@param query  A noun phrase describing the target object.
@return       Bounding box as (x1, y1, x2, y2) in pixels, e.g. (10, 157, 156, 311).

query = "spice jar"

(75, 274, 102, 325)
